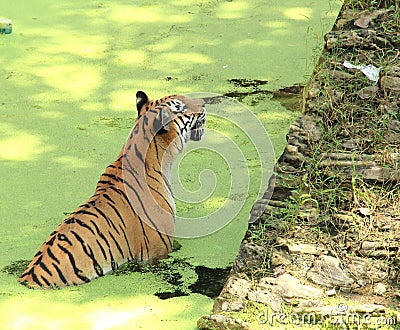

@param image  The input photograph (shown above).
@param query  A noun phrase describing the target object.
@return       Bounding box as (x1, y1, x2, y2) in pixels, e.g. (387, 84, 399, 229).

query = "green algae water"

(0, 0, 341, 328)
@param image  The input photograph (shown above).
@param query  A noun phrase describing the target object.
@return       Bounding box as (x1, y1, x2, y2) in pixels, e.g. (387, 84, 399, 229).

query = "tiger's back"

(19, 91, 206, 288)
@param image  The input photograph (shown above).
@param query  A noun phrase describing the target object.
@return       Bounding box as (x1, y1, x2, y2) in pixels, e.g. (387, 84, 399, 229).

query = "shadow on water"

(1, 260, 30, 277)
(224, 78, 270, 102)
(3, 258, 230, 299)
(113, 258, 231, 300)
(155, 265, 231, 300)
(188, 266, 231, 299)
(271, 85, 304, 112)
(224, 78, 304, 111)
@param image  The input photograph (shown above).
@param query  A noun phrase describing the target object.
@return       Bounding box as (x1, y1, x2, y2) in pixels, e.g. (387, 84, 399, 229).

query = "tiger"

(19, 91, 206, 288)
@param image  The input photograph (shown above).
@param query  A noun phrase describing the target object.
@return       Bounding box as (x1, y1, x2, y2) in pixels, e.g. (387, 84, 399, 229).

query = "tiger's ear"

(154, 107, 171, 133)
(136, 91, 149, 115)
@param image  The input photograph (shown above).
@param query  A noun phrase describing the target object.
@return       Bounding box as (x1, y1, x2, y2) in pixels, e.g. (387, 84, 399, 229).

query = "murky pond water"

(0, 0, 341, 328)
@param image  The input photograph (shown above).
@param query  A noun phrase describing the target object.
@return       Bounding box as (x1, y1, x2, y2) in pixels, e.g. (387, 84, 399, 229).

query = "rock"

(197, 314, 250, 330)
(360, 166, 400, 182)
(332, 213, 355, 226)
(361, 241, 380, 250)
(325, 30, 363, 49)
(319, 153, 400, 182)
(225, 276, 251, 298)
(388, 120, 400, 132)
(273, 266, 286, 277)
(351, 304, 386, 314)
(280, 144, 305, 167)
(323, 153, 366, 161)
(307, 82, 321, 99)
(234, 241, 267, 273)
(346, 257, 387, 286)
(336, 10, 360, 29)
(379, 101, 399, 114)
(285, 115, 322, 145)
(357, 279, 367, 286)
(326, 288, 337, 296)
(325, 29, 395, 50)
(271, 273, 324, 300)
(307, 255, 354, 287)
(297, 300, 321, 309)
(358, 207, 371, 216)
(322, 69, 354, 80)
(353, 9, 389, 29)
(381, 75, 400, 93)
(219, 298, 244, 312)
(373, 283, 386, 295)
(346, 256, 370, 278)
(213, 275, 251, 313)
(277, 238, 328, 255)
(248, 273, 323, 311)
(320, 157, 375, 168)
(270, 248, 291, 266)
(294, 305, 336, 315)
(360, 248, 396, 258)
(354, 15, 371, 28)
(388, 66, 400, 77)
(248, 173, 276, 223)
(288, 122, 302, 132)
(247, 287, 284, 312)
(357, 85, 378, 99)
(342, 138, 361, 150)
(268, 200, 288, 208)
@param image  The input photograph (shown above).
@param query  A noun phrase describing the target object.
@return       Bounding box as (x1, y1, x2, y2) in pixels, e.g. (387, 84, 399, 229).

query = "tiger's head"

(124, 91, 206, 234)
(135, 91, 206, 152)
